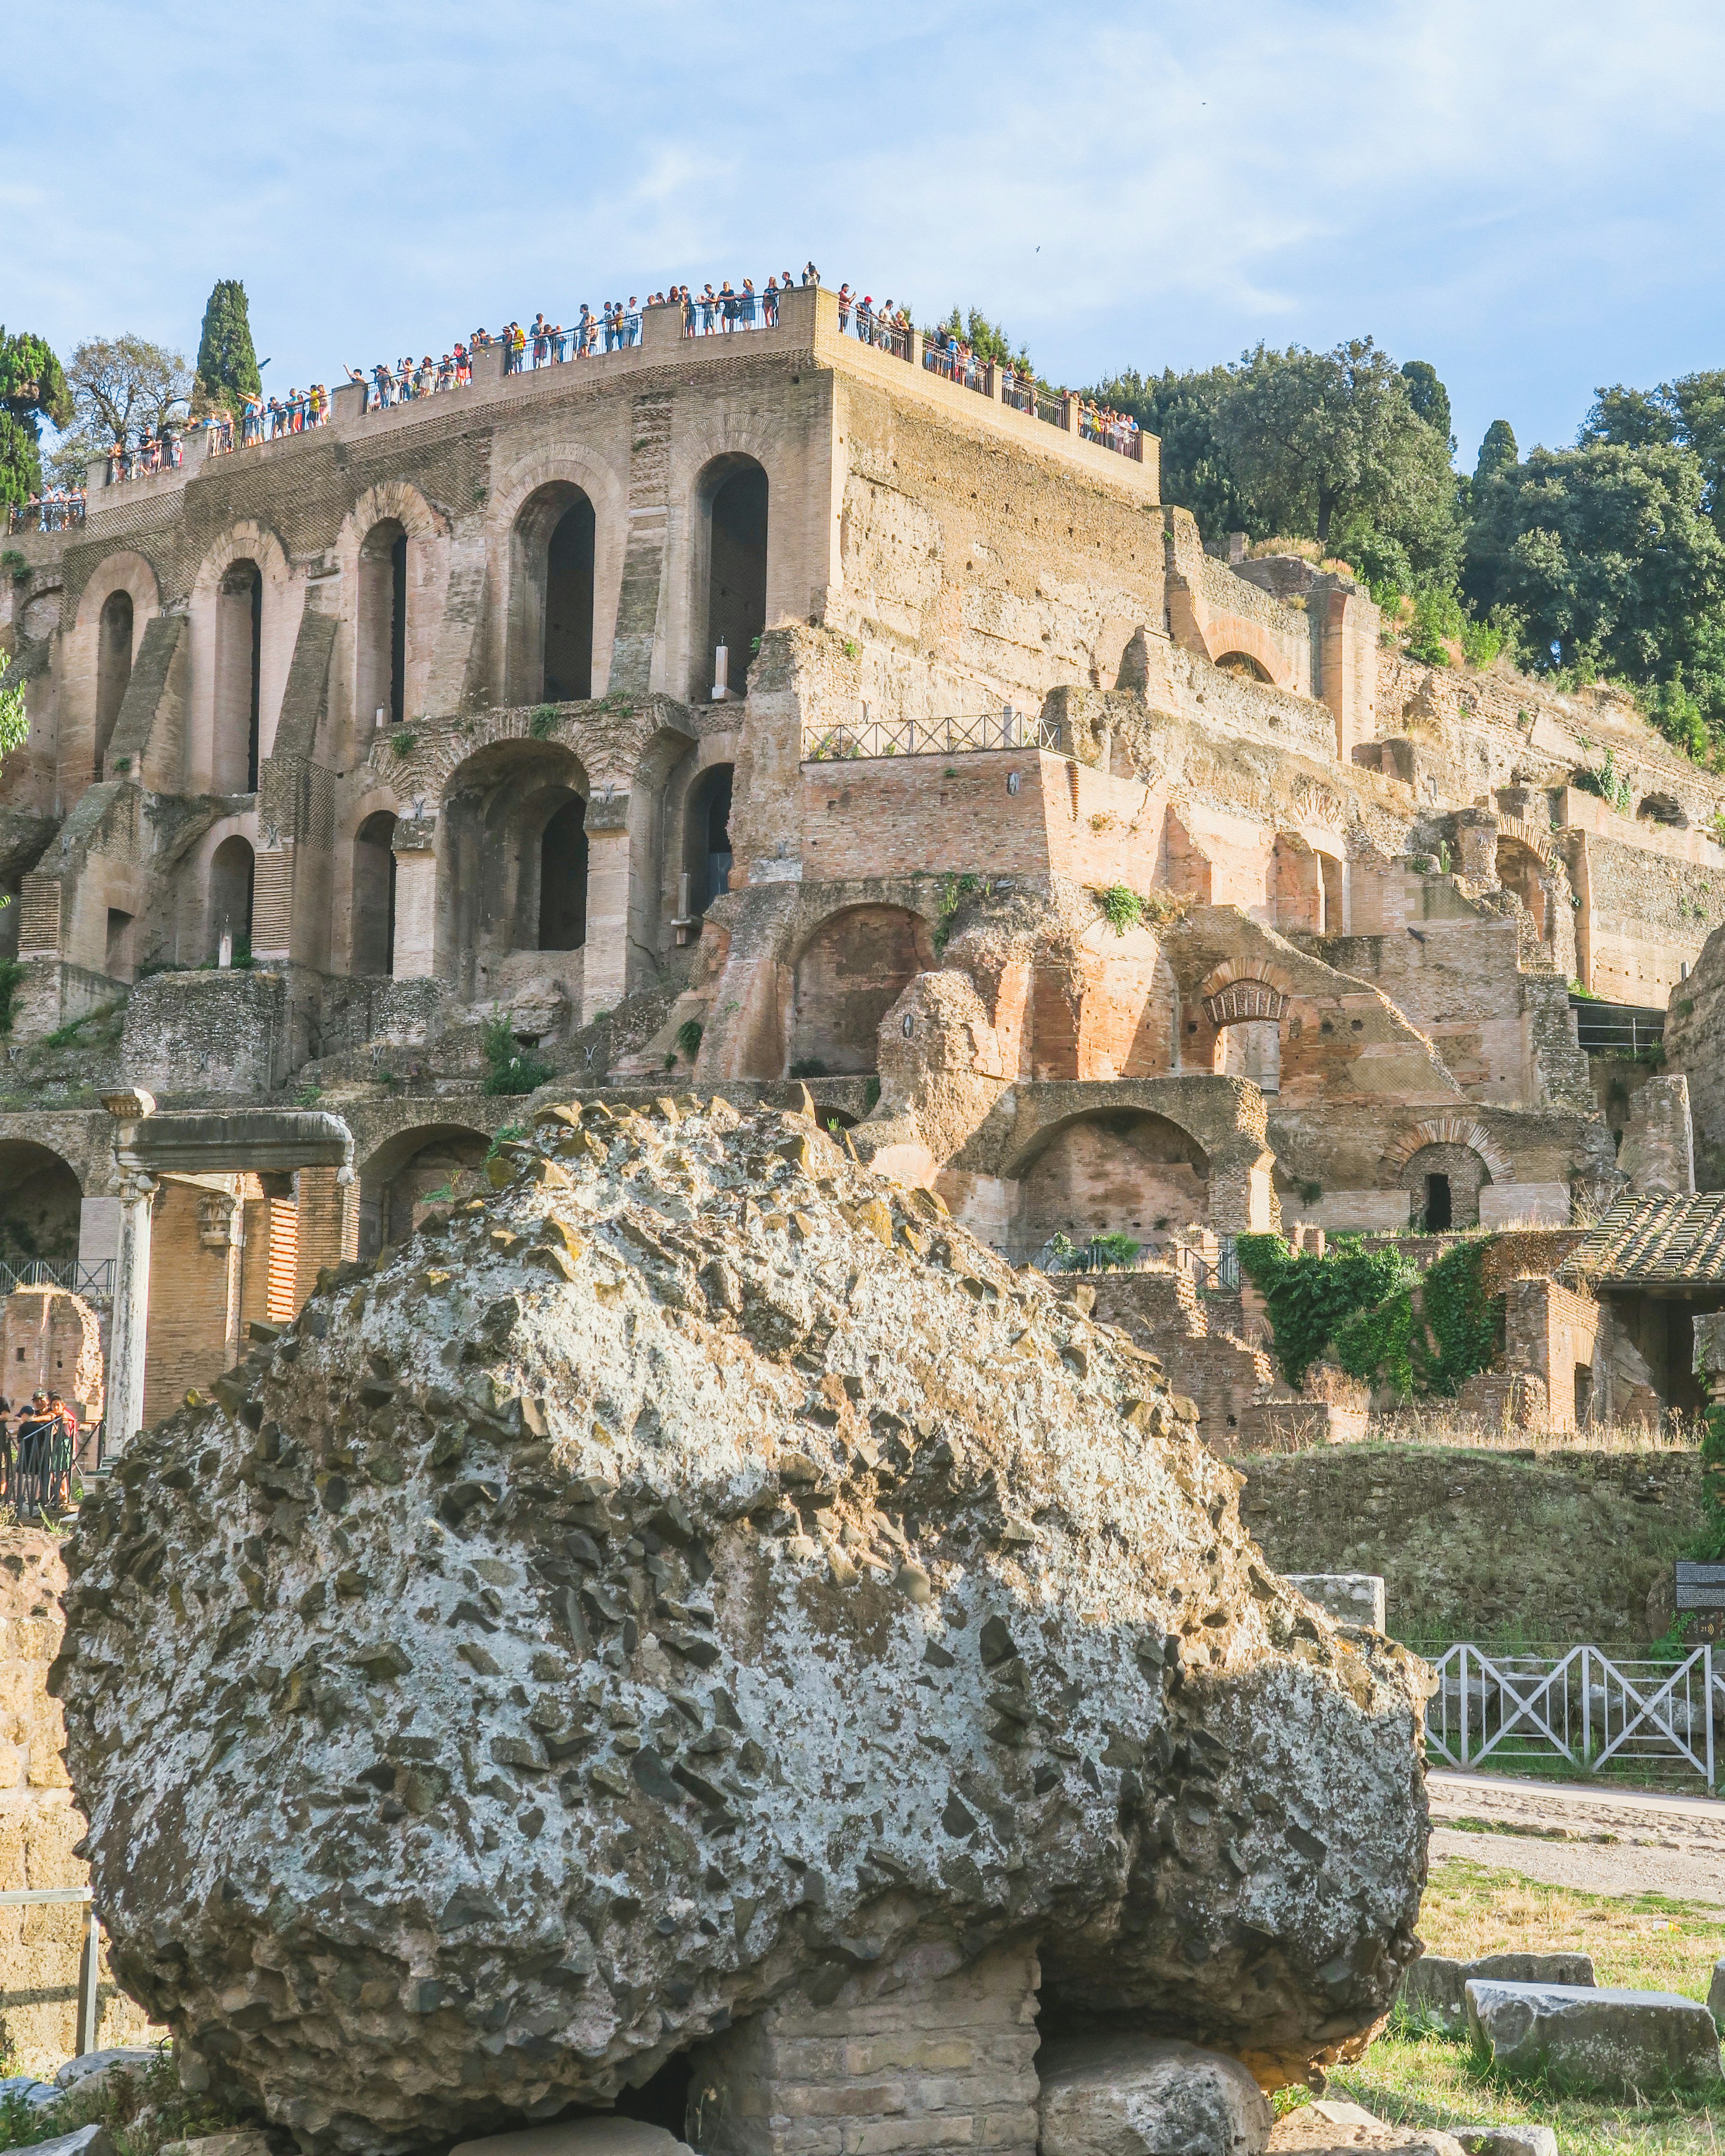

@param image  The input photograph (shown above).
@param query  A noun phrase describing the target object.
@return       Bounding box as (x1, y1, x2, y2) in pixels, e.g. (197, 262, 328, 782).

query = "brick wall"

(0, 1291, 102, 1423)
(141, 1177, 240, 1430)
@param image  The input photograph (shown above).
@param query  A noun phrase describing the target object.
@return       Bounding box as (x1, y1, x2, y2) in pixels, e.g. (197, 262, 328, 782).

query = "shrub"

(528, 704, 559, 739)
(1236, 1233, 1418, 1391)
(0, 683, 27, 758)
(1572, 747, 1635, 814)
(789, 1056, 828, 1079)
(1092, 884, 1143, 935)
(391, 730, 417, 760)
(674, 1018, 704, 1061)
(481, 1017, 553, 1096)
(0, 957, 20, 1036)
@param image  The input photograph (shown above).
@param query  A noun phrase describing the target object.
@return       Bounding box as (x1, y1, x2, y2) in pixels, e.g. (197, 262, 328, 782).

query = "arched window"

(208, 835, 255, 960)
(702, 458, 768, 700)
(791, 905, 933, 1075)
(685, 764, 734, 912)
(95, 590, 133, 776)
(215, 560, 262, 794)
(1215, 1017, 1282, 1094)
(539, 797, 589, 951)
(357, 520, 407, 733)
(352, 812, 398, 975)
(544, 496, 595, 701)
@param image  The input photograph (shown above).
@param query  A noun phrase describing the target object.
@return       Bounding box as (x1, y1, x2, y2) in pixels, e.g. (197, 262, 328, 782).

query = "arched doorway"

(358, 1125, 491, 1257)
(351, 812, 398, 975)
(1214, 650, 1273, 682)
(1402, 1141, 1490, 1230)
(439, 740, 590, 998)
(0, 1142, 82, 1270)
(1214, 1017, 1282, 1094)
(539, 797, 588, 950)
(702, 458, 768, 700)
(685, 764, 734, 913)
(215, 561, 262, 793)
(207, 835, 255, 960)
(1495, 836, 1550, 943)
(790, 905, 933, 1076)
(1016, 1110, 1210, 1250)
(511, 483, 597, 705)
(358, 520, 407, 733)
(95, 589, 133, 776)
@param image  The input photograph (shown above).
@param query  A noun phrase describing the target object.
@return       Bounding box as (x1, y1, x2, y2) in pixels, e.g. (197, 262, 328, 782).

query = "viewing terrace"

(75, 283, 1158, 522)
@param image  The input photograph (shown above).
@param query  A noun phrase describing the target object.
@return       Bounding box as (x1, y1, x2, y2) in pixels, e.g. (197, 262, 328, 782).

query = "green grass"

(1315, 1854, 1725, 2156)
(0, 2040, 251, 2152)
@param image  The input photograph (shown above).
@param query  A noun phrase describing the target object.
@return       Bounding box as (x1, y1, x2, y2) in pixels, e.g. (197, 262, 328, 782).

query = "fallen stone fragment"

(1268, 2099, 1464, 2156)
(25, 2129, 114, 2156)
(1400, 1952, 1595, 2032)
(1038, 2032, 1273, 2156)
(451, 2124, 692, 2156)
(57, 1100, 1431, 2154)
(1451, 2127, 1558, 2156)
(54, 2046, 159, 2090)
(1464, 1979, 1725, 2094)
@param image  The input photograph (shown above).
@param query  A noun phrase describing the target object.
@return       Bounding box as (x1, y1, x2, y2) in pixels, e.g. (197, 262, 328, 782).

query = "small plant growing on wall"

(528, 705, 559, 739)
(391, 731, 417, 760)
(1092, 884, 1143, 935)
(481, 1018, 553, 1096)
(675, 1018, 703, 1062)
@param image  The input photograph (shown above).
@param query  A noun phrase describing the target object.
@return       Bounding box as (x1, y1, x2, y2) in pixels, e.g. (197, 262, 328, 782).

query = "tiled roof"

(1564, 1194, 1725, 1285)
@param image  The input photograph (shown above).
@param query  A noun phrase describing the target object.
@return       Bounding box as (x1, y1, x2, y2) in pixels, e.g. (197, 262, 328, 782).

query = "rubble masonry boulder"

(54, 1096, 1431, 2152)
(1038, 2031, 1273, 2156)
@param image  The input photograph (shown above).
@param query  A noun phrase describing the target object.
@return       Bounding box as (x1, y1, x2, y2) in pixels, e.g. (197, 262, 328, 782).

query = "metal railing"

(1424, 1643, 1722, 1791)
(682, 292, 778, 336)
(1079, 411, 1145, 461)
(1035, 388, 1069, 429)
(802, 708, 1056, 760)
(0, 1260, 115, 1299)
(1000, 377, 1035, 415)
(1570, 997, 1666, 1056)
(7, 498, 85, 534)
(924, 348, 993, 397)
(0, 1886, 104, 2055)
(853, 314, 912, 361)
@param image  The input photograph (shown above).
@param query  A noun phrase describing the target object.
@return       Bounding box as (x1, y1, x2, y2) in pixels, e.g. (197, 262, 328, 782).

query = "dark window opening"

(1575, 1365, 1593, 1425)
(544, 496, 595, 702)
(208, 835, 255, 959)
(217, 561, 262, 796)
(353, 812, 398, 975)
(539, 796, 589, 950)
(1424, 1172, 1452, 1231)
(105, 907, 135, 981)
(707, 464, 768, 698)
(248, 567, 263, 790)
(389, 534, 407, 727)
(95, 590, 133, 776)
(690, 764, 734, 911)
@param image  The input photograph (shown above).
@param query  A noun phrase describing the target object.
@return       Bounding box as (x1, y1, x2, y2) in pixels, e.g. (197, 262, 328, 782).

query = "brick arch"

(73, 550, 159, 634)
(356, 1117, 495, 1256)
(788, 901, 938, 1078)
(1196, 958, 1299, 1006)
(491, 445, 629, 705)
(1197, 613, 1294, 692)
(1496, 815, 1559, 870)
(1384, 1116, 1512, 1182)
(188, 521, 293, 608)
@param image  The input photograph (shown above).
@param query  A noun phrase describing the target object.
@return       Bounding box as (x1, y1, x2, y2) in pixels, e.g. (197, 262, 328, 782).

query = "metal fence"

(0, 1886, 103, 2054)
(802, 709, 1057, 760)
(7, 499, 85, 534)
(1079, 411, 1145, 461)
(1035, 388, 1069, 429)
(1570, 997, 1666, 1056)
(923, 348, 993, 397)
(0, 1260, 115, 1300)
(1424, 1642, 1722, 1791)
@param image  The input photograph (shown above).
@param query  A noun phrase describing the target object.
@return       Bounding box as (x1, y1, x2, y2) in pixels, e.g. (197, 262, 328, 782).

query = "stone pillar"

(392, 819, 438, 980)
(1453, 809, 1500, 884)
(101, 1088, 158, 1456)
(583, 790, 631, 1024)
(106, 1170, 155, 1454)
(688, 1942, 1041, 2156)
(292, 1164, 359, 1307)
(1619, 1074, 1695, 1197)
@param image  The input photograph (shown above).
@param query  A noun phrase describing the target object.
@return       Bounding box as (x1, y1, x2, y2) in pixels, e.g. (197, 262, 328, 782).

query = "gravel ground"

(1427, 1767, 1725, 1911)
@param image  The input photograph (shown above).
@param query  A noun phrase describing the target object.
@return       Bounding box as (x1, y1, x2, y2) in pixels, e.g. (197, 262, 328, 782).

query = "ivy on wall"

(1698, 1405, 1725, 1562)
(1237, 1232, 1500, 1400)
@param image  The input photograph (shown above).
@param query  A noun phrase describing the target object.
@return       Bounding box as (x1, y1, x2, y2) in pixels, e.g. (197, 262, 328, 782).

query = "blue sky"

(9, 0, 1725, 474)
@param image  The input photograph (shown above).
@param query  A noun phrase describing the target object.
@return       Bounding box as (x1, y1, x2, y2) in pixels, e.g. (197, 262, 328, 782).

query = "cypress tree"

(0, 328, 70, 506)
(194, 279, 261, 415)
(1474, 418, 1518, 484)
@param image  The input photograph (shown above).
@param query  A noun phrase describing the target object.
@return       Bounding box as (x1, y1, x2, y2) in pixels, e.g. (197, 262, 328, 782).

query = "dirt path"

(1427, 1767, 1725, 1910)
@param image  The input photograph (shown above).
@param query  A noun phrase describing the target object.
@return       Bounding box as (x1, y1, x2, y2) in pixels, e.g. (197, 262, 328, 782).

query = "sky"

(9, 0, 1725, 473)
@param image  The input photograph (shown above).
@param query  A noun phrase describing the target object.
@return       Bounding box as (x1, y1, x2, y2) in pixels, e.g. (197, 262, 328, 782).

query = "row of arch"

(77, 455, 771, 796)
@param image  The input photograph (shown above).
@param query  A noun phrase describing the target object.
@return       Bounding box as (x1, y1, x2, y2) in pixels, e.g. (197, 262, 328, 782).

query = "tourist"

(764, 275, 780, 326)
(14, 1392, 51, 1515)
(45, 1392, 74, 1511)
(837, 283, 852, 333)
(700, 285, 719, 335)
(683, 287, 697, 337)
(624, 298, 640, 345)
(802, 261, 818, 287)
(739, 278, 757, 328)
(856, 295, 874, 343)
(454, 341, 472, 384)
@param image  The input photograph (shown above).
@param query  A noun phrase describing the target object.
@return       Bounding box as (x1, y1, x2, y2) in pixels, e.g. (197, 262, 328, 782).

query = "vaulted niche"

(95, 589, 133, 775)
(702, 458, 768, 699)
(357, 520, 407, 733)
(352, 811, 398, 975)
(215, 561, 262, 794)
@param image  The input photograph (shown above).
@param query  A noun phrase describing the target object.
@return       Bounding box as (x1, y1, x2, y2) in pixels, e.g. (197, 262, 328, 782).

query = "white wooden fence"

(1424, 1644, 1722, 1791)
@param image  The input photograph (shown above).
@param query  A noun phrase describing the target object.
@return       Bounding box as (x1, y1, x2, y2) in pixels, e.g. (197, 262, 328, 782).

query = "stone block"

(54, 2045, 158, 2093)
(1038, 2033, 1272, 2156)
(1285, 1575, 1386, 1631)
(1451, 2129, 1557, 2156)
(451, 2124, 694, 2156)
(1399, 1952, 1594, 2034)
(25, 2129, 113, 2156)
(1710, 1955, 1725, 2029)
(1464, 1979, 1724, 2093)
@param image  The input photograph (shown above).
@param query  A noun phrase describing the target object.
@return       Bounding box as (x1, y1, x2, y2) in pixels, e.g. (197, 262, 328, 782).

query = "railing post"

(1062, 393, 1080, 433)
(76, 1908, 99, 2054)
(909, 328, 923, 370)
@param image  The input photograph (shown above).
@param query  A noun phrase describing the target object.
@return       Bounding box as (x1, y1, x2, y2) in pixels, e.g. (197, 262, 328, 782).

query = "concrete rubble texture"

(1037, 2032, 1273, 2156)
(53, 1096, 1429, 2154)
(1450, 2130, 1558, 2156)
(1463, 1979, 1725, 2094)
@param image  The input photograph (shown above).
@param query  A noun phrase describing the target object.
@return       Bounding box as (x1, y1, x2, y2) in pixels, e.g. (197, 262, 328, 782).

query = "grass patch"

(1327, 1855, 1725, 2156)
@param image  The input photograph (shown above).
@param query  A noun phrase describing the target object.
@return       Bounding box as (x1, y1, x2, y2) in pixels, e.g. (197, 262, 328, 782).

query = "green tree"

(0, 328, 71, 506)
(1464, 437, 1725, 688)
(63, 334, 193, 469)
(1214, 337, 1455, 550)
(1473, 419, 1518, 485)
(193, 279, 262, 416)
(1400, 359, 1453, 448)
(1582, 371, 1725, 534)
(932, 305, 1034, 379)
(1086, 363, 1250, 540)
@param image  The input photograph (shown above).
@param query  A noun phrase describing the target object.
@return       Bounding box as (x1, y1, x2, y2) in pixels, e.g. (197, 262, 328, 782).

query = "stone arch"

(1638, 792, 1687, 830)
(1197, 614, 1293, 691)
(1214, 650, 1274, 683)
(357, 1120, 493, 1257)
(1385, 1115, 1512, 1181)
(437, 737, 592, 999)
(789, 903, 937, 1077)
(333, 482, 451, 757)
(71, 553, 158, 791)
(684, 762, 735, 915)
(489, 446, 628, 703)
(207, 834, 255, 960)
(695, 453, 769, 702)
(0, 1140, 84, 1269)
(667, 425, 785, 702)
(1496, 832, 1552, 941)
(1010, 1107, 1212, 1251)
(330, 786, 405, 976)
(351, 811, 398, 976)
(94, 588, 134, 777)
(1269, 832, 1323, 933)
(186, 522, 292, 793)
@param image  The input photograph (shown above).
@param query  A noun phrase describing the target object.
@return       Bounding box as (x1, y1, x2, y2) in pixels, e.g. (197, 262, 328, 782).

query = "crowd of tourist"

(7, 487, 85, 533)
(0, 1388, 80, 1513)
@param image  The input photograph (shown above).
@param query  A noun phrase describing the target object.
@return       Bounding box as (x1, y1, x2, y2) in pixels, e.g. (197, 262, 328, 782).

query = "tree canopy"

(0, 328, 70, 506)
(193, 279, 262, 416)
(53, 334, 194, 482)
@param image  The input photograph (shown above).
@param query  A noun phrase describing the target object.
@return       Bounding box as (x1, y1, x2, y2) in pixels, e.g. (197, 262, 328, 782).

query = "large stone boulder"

(1464, 1979, 1725, 2094)
(1399, 1951, 1594, 2033)
(1038, 2032, 1272, 2156)
(54, 1097, 1430, 2152)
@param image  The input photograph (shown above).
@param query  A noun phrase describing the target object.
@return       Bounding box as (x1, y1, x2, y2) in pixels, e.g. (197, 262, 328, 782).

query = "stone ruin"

(53, 1095, 1429, 2153)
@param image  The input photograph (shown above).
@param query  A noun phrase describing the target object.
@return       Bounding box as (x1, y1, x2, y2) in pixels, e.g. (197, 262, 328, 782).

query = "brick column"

(292, 1164, 359, 1308)
(392, 818, 438, 979)
(582, 790, 631, 1024)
